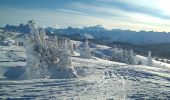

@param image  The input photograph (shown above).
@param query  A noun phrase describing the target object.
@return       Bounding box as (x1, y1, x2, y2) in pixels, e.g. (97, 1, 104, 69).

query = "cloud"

(1, 0, 170, 32)
(95, 0, 170, 19)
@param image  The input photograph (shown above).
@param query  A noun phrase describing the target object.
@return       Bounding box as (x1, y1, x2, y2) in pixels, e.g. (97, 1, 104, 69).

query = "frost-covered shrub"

(80, 39, 92, 59)
(127, 49, 135, 65)
(111, 48, 135, 64)
(147, 51, 153, 66)
(20, 20, 77, 79)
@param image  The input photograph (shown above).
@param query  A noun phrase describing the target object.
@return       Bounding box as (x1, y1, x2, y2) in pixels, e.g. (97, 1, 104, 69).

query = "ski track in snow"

(1, 64, 169, 100)
(0, 45, 170, 99)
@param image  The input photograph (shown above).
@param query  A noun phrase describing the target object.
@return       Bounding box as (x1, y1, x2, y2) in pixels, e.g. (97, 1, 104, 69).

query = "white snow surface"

(0, 43, 170, 99)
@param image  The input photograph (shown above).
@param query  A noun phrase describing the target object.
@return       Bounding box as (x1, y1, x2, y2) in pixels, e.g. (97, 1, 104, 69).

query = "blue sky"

(1, 0, 170, 32)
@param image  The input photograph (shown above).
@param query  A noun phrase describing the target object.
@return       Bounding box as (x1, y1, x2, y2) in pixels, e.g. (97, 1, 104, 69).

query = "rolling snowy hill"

(0, 40, 170, 99)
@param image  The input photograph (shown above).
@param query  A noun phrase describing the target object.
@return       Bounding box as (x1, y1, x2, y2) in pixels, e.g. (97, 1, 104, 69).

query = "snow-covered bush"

(66, 38, 74, 55)
(80, 39, 92, 59)
(20, 20, 77, 79)
(111, 48, 135, 64)
(127, 49, 135, 64)
(147, 51, 153, 66)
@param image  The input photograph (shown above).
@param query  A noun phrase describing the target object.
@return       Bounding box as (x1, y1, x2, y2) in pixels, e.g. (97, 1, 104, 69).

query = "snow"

(3, 37, 16, 45)
(0, 45, 26, 79)
(43, 25, 170, 44)
(0, 56, 169, 99)
(135, 55, 170, 69)
(0, 39, 170, 99)
(19, 21, 78, 79)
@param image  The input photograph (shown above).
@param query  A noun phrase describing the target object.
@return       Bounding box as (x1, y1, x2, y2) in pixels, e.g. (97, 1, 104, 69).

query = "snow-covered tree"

(111, 48, 119, 61)
(111, 48, 135, 64)
(66, 38, 74, 55)
(57, 38, 72, 69)
(80, 38, 92, 59)
(20, 20, 77, 79)
(147, 51, 153, 66)
(122, 50, 128, 63)
(127, 49, 135, 64)
(21, 20, 50, 79)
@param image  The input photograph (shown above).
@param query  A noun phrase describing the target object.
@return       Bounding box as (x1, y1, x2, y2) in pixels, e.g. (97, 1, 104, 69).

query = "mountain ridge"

(2, 23, 170, 45)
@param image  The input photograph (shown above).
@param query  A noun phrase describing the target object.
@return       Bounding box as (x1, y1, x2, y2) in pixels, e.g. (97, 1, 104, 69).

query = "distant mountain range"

(3, 23, 30, 34)
(2, 23, 170, 45)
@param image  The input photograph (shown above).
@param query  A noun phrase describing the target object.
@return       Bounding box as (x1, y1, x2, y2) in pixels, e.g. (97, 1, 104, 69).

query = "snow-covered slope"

(0, 41, 170, 99)
(0, 45, 26, 79)
(0, 55, 170, 99)
(135, 55, 170, 69)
